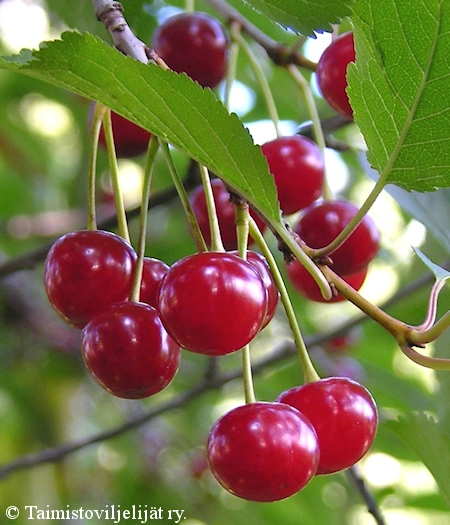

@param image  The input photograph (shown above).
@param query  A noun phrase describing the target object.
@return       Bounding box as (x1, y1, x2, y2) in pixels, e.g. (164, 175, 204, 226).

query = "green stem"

(286, 64, 333, 200)
(223, 28, 240, 111)
(313, 175, 386, 260)
(235, 200, 250, 259)
(129, 136, 160, 303)
(242, 344, 256, 404)
(409, 311, 450, 347)
(87, 102, 106, 230)
(232, 25, 280, 137)
(158, 140, 208, 253)
(249, 219, 320, 383)
(102, 108, 131, 243)
(199, 166, 225, 252)
(399, 343, 450, 371)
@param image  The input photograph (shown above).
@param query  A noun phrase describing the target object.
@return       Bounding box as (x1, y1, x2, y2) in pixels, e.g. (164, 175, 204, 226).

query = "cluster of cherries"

(44, 13, 379, 502)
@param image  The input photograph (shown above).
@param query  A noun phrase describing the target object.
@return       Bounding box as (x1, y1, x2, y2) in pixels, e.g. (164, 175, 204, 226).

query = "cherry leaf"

(413, 248, 450, 284)
(348, 0, 450, 192)
(238, 0, 354, 35)
(0, 32, 281, 226)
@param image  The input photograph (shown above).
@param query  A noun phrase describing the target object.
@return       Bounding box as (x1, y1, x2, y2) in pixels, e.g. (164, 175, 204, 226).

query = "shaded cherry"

(152, 12, 229, 88)
(44, 229, 137, 328)
(231, 250, 279, 327)
(207, 402, 319, 502)
(277, 377, 378, 475)
(316, 32, 355, 119)
(285, 258, 367, 303)
(157, 251, 268, 356)
(189, 178, 266, 251)
(261, 135, 325, 215)
(82, 301, 180, 399)
(139, 257, 170, 308)
(295, 199, 379, 276)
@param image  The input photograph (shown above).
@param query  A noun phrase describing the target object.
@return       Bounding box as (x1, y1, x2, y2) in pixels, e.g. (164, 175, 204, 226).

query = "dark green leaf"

(238, 0, 354, 35)
(384, 412, 450, 506)
(0, 31, 281, 224)
(348, 0, 450, 192)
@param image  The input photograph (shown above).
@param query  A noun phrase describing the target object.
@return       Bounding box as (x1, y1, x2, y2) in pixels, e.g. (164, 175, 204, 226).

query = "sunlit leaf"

(348, 0, 450, 192)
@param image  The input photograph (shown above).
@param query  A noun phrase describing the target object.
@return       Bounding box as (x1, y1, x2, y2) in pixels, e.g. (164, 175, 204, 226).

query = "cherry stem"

(399, 342, 450, 371)
(249, 218, 321, 383)
(158, 141, 208, 253)
(231, 24, 280, 137)
(223, 26, 240, 111)
(409, 311, 450, 349)
(313, 173, 385, 260)
(129, 136, 159, 303)
(101, 108, 131, 243)
(87, 102, 106, 231)
(241, 344, 256, 404)
(286, 64, 334, 201)
(199, 168, 225, 252)
(413, 278, 447, 331)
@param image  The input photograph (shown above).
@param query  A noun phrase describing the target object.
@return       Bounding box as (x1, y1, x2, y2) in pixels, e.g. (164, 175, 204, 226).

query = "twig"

(347, 466, 387, 525)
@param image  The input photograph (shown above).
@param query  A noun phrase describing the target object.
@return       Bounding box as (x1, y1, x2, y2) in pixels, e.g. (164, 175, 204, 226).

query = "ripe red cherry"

(152, 12, 229, 88)
(261, 135, 325, 215)
(139, 257, 170, 308)
(44, 229, 137, 328)
(295, 199, 379, 276)
(285, 258, 367, 303)
(277, 377, 378, 475)
(316, 32, 355, 119)
(189, 178, 266, 251)
(157, 251, 268, 355)
(207, 402, 319, 501)
(82, 301, 180, 399)
(94, 106, 152, 158)
(231, 250, 279, 327)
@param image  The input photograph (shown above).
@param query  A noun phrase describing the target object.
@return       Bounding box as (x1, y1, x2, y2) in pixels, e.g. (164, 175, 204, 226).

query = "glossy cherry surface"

(97, 108, 152, 158)
(295, 199, 379, 276)
(207, 402, 319, 501)
(316, 32, 355, 119)
(82, 301, 180, 399)
(261, 135, 325, 215)
(231, 250, 279, 327)
(44, 229, 137, 328)
(139, 257, 170, 308)
(157, 251, 268, 355)
(285, 259, 367, 303)
(152, 12, 229, 88)
(277, 377, 378, 475)
(189, 178, 266, 251)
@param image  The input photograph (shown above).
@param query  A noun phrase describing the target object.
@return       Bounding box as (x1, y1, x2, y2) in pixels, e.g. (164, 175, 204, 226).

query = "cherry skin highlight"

(189, 178, 266, 251)
(157, 251, 268, 355)
(44, 229, 137, 328)
(152, 12, 229, 88)
(277, 377, 378, 474)
(294, 199, 379, 276)
(207, 402, 319, 501)
(316, 32, 355, 119)
(82, 301, 180, 399)
(261, 135, 325, 215)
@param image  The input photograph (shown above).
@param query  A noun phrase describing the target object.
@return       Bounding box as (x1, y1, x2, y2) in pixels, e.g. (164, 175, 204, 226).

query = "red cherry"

(316, 32, 355, 119)
(231, 250, 279, 327)
(189, 178, 266, 251)
(152, 12, 229, 88)
(261, 135, 325, 215)
(295, 199, 379, 275)
(207, 402, 319, 501)
(44, 230, 137, 328)
(82, 301, 180, 399)
(157, 251, 268, 356)
(277, 377, 378, 475)
(93, 105, 152, 158)
(285, 259, 367, 303)
(139, 257, 170, 308)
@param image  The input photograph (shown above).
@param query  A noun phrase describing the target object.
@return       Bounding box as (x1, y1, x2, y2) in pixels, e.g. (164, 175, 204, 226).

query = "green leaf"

(0, 32, 281, 225)
(413, 248, 450, 283)
(384, 412, 450, 506)
(348, 0, 450, 192)
(238, 0, 354, 35)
